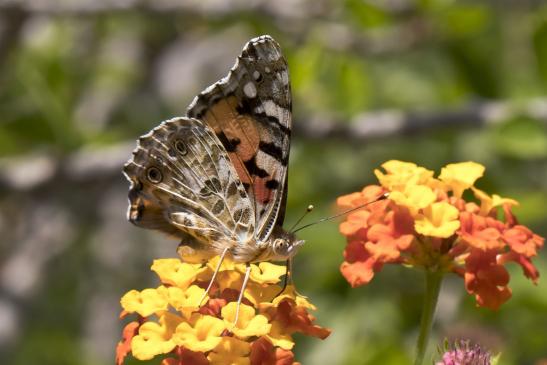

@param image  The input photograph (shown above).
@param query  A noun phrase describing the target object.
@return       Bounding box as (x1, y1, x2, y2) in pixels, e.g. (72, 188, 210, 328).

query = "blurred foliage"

(1, 1, 546, 365)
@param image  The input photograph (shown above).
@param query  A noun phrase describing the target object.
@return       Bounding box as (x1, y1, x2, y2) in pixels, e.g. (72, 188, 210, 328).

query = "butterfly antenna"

(288, 204, 314, 233)
(292, 192, 389, 233)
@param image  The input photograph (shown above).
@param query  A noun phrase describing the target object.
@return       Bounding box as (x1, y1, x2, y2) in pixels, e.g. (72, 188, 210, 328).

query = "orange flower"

(340, 241, 380, 287)
(250, 337, 299, 365)
(162, 347, 208, 365)
(464, 250, 511, 310)
(338, 160, 544, 310)
(459, 212, 504, 251)
(117, 258, 329, 364)
(502, 225, 544, 258)
(116, 321, 140, 365)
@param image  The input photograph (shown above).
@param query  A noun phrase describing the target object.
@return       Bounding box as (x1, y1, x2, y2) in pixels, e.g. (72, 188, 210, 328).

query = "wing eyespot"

(146, 167, 163, 183)
(174, 140, 188, 155)
(252, 70, 263, 83)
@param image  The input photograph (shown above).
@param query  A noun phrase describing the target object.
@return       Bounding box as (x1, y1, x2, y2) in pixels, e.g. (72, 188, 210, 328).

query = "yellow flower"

(151, 259, 204, 289)
(248, 262, 286, 284)
(211, 270, 243, 292)
(266, 321, 295, 350)
(375, 160, 435, 191)
(172, 313, 226, 352)
(472, 187, 519, 216)
(164, 285, 207, 318)
(269, 286, 316, 310)
(120, 288, 168, 317)
(415, 202, 461, 238)
(389, 184, 436, 215)
(244, 282, 280, 307)
(131, 312, 182, 360)
(117, 258, 330, 365)
(439, 162, 485, 198)
(208, 256, 246, 272)
(221, 302, 271, 338)
(207, 337, 251, 365)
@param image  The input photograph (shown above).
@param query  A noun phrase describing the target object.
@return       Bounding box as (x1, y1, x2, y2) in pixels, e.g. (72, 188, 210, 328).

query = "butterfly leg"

(198, 246, 229, 306)
(276, 257, 307, 299)
(274, 259, 290, 298)
(232, 263, 251, 328)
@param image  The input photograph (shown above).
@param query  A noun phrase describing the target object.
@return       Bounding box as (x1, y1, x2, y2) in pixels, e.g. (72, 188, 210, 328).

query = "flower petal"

(173, 314, 225, 352)
(221, 302, 271, 338)
(439, 162, 485, 198)
(249, 262, 286, 284)
(389, 184, 436, 214)
(131, 314, 180, 360)
(464, 250, 512, 310)
(502, 225, 544, 258)
(151, 259, 204, 289)
(415, 202, 460, 238)
(340, 241, 381, 287)
(208, 337, 251, 365)
(116, 321, 140, 365)
(120, 288, 168, 317)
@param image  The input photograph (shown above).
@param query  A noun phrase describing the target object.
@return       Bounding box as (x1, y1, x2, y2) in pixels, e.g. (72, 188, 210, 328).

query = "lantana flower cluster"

(337, 160, 544, 310)
(116, 257, 330, 365)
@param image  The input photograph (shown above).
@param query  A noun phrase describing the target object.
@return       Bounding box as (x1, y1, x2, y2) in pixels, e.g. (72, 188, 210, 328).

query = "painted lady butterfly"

(123, 36, 302, 294)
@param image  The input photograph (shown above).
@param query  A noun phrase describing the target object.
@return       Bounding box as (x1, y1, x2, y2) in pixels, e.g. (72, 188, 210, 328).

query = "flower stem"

(414, 270, 443, 365)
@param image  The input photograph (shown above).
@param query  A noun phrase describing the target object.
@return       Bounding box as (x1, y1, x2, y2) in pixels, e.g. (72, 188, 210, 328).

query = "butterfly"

(123, 35, 302, 311)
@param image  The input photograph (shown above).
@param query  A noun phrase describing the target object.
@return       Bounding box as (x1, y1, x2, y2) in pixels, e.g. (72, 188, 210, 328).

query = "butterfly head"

(268, 230, 305, 261)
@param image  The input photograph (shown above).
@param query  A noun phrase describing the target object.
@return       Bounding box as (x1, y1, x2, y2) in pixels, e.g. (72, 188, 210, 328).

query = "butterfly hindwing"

(187, 35, 291, 242)
(123, 117, 255, 254)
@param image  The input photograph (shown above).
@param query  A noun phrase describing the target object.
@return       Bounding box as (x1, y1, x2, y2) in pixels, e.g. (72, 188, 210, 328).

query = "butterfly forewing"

(187, 35, 292, 242)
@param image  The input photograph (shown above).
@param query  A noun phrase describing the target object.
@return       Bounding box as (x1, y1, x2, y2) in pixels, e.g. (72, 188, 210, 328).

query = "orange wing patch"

(202, 95, 275, 208)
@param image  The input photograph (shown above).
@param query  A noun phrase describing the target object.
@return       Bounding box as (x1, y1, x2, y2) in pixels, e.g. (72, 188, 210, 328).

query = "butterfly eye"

(146, 167, 163, 183)
(174, 140, 187, 155)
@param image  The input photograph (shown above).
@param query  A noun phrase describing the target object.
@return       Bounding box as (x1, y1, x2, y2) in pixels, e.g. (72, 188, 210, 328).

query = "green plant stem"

(414, 270, 443, 365)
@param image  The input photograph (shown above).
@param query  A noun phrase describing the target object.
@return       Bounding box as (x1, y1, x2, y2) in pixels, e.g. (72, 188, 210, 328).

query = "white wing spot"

(243, 82, 257, 98)
(256, 150, 277, 170)
(280, 70, 289, 85)
(263, 100, 279, 117)
(253, 70, 261, 80)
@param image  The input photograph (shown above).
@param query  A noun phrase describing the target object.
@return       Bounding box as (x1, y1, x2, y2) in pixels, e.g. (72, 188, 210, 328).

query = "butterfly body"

(123, 35, 303, 265)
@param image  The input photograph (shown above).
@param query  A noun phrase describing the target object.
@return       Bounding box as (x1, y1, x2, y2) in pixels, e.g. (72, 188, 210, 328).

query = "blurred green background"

(0, 1, 546, 364)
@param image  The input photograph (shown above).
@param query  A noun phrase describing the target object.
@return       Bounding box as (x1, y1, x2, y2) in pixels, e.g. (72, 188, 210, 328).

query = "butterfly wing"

(187, 35, 291, 242)
(123, 117, 255, 255)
